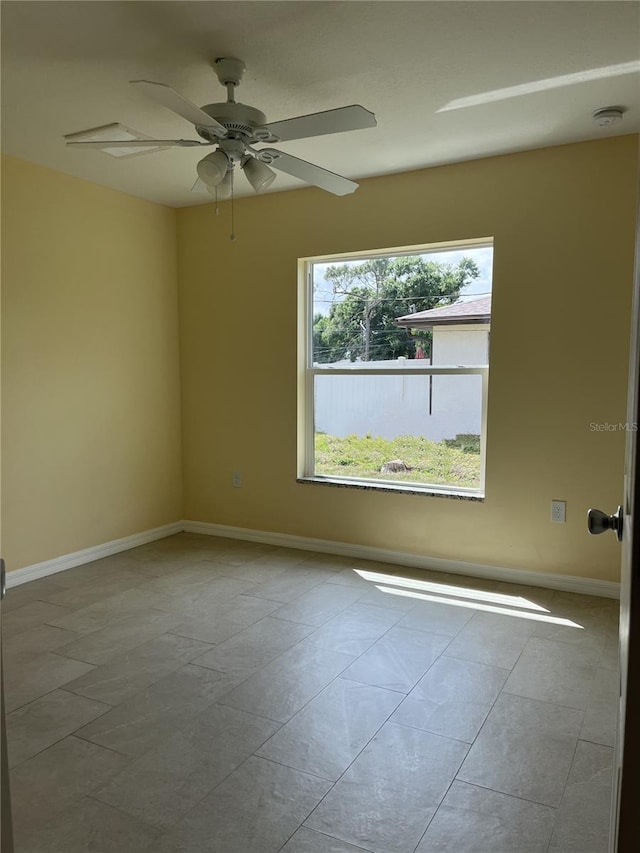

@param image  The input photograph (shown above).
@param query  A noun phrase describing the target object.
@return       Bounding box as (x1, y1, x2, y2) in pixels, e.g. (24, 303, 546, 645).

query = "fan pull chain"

(230, 170, 237, 241)
(214, 186, 220, 216)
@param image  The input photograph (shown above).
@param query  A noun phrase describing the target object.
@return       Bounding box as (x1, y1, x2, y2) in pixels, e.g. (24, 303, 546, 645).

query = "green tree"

(313, 256, 479, 363)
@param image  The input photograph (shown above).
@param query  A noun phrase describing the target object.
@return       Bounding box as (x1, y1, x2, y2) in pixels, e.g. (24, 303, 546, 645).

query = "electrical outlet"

(551, 500, 566, 523)
(232, 471, 242, 488)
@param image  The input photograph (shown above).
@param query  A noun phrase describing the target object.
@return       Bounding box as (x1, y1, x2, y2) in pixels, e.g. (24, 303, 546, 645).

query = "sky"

(312, 246, 493, 317)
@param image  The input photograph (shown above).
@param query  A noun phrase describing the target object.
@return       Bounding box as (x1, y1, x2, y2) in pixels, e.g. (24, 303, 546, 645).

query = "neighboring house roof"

(396, 294, 491, 328)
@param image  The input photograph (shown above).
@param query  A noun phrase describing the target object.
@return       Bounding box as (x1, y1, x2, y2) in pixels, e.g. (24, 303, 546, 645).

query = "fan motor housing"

(197, 102, 267, 140)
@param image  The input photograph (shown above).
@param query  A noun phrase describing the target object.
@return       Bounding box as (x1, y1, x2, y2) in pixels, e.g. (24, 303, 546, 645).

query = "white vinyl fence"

(314, 359, 484, 443)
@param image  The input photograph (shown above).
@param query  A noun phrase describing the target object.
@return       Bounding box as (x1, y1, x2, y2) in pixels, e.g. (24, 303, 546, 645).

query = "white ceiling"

(1, 1, 639, 208)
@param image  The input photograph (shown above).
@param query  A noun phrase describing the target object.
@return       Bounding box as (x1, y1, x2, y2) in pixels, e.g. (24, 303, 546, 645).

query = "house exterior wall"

(432, 325, 489, 366)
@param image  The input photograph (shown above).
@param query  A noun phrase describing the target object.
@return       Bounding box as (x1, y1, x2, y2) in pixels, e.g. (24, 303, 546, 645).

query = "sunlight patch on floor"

(354, 569, 549, 612)
(375, 585, 584, 629)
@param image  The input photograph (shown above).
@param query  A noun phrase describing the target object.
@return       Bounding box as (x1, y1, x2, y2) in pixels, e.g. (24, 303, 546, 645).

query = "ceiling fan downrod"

(214, 58, 246, 105)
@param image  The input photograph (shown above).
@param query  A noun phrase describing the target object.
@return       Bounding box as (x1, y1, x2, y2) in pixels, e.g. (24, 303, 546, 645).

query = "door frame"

(612, 137, 640, 852)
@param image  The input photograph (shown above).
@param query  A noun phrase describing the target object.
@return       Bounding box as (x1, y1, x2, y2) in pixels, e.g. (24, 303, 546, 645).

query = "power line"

(313, 291, 493, 303)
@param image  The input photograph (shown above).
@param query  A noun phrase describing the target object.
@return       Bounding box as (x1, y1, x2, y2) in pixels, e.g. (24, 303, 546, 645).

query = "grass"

(314, 432, 481, 489)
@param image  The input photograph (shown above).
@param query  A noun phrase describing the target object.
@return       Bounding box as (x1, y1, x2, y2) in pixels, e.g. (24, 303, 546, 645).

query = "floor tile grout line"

(270, 588, 371, 628)
(295, 712, 469, 849)
(258, 680, 423, 795)
(90, 711, 291, 837)
(493, 687, 591, 716)
(383, 715, 476, 746)
(410, 743, 473, 853)
(5, 682, 109, 720)
(338, 675, 408, 696)
(248, 753, 336, 783)
(69, 731, 134, 759)
(137, 740, 287, 841)
(447, 775, 563, 811)
(435, 651, 513, 673)
(300, 608, 436, 679)
(40, 604, 186, 643)
(276, 824, 376, 853)
(321, 711, 472, 853)
(60, 656, 209, 710)
(375, 631, 493, 733)
(167, 610, 314, 649)
(451, 634, 589, 801)
(58, 686, 116, 710)
(578, 735, 616, 748)
(500, 682, 598, 714)
(443, 624, 544, 752)
(200, 693, 285, 726)
(3, 650, 100, 704)
(511, 631, 611, 668)
(209, 700, 290, 731)
(187, 628, 354, 709)
(216, 642, 359, 724)
(6, 684, 116, 772)
(445, 643, 527, 794)
(550, 730, 584, 833)
(522, 628, 612, 656)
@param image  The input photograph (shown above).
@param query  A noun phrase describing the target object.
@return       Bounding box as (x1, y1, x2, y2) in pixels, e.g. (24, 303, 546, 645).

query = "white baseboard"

(5, 521, 185, 588)
(5, 518, 620, 600)
(183, 520, 621, 599)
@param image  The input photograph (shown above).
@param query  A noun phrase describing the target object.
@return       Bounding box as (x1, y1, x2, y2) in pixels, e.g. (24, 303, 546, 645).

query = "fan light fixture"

(197, 150, 229, 186)
(242, 156, 276, 192)
(208, 168, 234, 200)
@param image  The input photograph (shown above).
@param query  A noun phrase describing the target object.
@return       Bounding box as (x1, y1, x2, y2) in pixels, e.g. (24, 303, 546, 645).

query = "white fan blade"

(67, 139, 209, 148)
(262, 105, 376, 142)
(131, 80, 227, 136)
(259, 149, 358, 195)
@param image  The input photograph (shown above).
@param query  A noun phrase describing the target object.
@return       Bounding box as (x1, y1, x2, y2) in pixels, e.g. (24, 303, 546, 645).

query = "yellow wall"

(1, 155, 183, 570)
(2, 138, 637, 582)
(177, 136, 639, 584)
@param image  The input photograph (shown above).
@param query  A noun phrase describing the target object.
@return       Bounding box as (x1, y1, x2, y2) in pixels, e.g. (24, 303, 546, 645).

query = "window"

(298, 239, 493, 496)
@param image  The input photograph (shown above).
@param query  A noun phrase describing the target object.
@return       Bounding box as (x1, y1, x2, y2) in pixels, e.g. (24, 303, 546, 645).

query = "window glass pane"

(311, 246, 492, 365)
(314, 373, 483, 490)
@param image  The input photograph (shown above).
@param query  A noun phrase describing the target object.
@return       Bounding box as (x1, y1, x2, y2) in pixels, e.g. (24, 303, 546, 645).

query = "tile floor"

(1, 534, 619, 852)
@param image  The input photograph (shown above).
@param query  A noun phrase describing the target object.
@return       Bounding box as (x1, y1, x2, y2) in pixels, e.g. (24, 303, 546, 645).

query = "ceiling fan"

(66, 57, 377, 197)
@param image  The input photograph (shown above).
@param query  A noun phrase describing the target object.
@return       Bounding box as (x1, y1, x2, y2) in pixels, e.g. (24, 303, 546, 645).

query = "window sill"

(296, 476, 484, 501)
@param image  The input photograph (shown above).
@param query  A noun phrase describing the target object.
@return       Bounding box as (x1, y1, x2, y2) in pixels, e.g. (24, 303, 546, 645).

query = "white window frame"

(297, 239, 492, 498)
